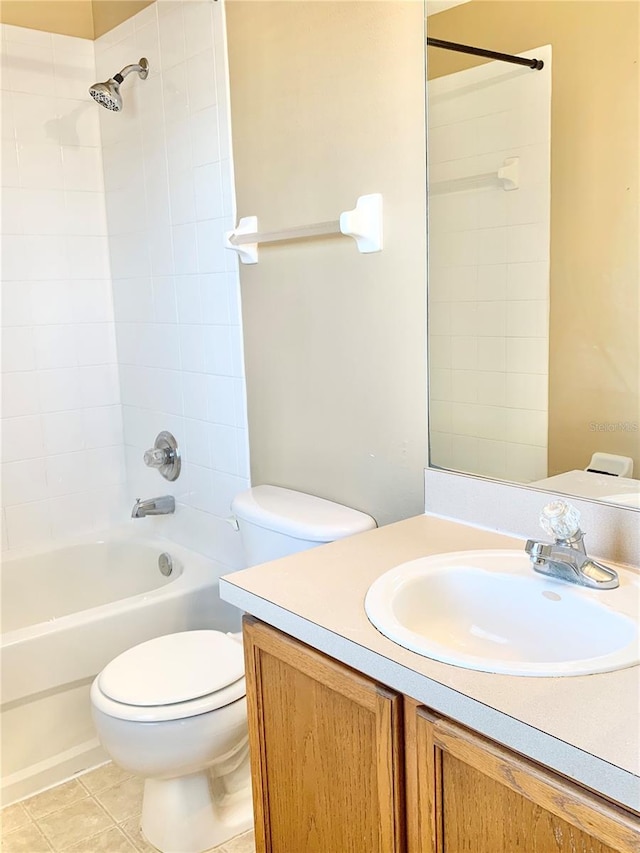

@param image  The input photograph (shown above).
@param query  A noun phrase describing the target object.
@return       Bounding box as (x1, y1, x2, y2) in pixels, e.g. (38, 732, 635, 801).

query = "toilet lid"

(98, 631, 245, 707)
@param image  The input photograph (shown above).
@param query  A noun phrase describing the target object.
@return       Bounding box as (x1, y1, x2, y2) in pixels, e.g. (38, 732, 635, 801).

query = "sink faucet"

(525, 500, 619, 590)
(131, 495, 175, 518)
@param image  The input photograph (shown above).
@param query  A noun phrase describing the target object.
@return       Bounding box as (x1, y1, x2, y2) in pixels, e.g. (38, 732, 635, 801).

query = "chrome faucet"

(131, 495, 175, 518)
(525, 500, 619, 590)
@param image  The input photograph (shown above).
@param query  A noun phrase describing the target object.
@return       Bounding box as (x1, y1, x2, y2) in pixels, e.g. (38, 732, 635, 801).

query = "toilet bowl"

(92, 486, 376, 853)
(90, 631, 253, 853)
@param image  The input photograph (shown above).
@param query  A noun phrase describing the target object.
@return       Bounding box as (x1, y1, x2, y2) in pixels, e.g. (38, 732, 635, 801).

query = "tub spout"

(132, 496, 175, 518)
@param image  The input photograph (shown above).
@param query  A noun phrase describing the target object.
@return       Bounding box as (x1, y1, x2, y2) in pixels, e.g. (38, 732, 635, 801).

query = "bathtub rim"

(1, 524, 235, 650)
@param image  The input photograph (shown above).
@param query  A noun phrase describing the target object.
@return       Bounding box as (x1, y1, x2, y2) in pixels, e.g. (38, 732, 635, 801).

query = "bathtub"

(0, 528, 241, 805)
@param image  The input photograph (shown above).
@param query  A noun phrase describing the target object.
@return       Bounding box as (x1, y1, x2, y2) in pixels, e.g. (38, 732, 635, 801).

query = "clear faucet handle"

(539, 500, 582, 541)
(144, 447, 169, 468)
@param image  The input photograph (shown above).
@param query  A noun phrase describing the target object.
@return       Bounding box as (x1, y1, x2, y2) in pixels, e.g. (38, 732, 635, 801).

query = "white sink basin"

(365, 550, 640, 677)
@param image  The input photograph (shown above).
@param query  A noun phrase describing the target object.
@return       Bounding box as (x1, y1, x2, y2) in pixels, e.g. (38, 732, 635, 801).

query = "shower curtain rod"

(427, 37, 544, 70)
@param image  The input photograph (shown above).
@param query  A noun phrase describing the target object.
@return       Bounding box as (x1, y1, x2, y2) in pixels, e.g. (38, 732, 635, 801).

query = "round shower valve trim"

(144, 431, 181, 481)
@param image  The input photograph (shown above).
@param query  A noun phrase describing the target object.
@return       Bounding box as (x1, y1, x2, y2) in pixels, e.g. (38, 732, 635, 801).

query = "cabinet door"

(414, 708, 640, 853)
(243, 617, 405, 853)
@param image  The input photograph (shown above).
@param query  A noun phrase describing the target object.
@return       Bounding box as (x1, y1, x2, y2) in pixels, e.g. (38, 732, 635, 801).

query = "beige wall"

(92, 0, 154, 37)
(0, 0, 94, 38)
(0, 0, 153, 39)
(226, 0, 427, 526)
(428, 0, 640, 476)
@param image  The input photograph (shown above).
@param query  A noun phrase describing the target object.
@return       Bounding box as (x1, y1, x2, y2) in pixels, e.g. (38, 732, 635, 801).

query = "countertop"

(219, 514, 640, 812)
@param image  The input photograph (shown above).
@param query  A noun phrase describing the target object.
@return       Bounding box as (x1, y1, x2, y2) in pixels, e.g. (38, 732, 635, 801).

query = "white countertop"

(220, 514, 640, 812)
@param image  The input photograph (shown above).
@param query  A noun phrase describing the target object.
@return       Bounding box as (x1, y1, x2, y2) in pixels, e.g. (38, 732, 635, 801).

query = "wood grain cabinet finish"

(242, 617, 405, 853)
(243, 619, 640, 853)
(413, 708, 640, 853)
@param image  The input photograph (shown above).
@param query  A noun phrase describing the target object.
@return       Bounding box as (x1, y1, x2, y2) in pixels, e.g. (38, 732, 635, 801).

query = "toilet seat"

(91, 676, 246, 722)
(92, 630, 246, 722)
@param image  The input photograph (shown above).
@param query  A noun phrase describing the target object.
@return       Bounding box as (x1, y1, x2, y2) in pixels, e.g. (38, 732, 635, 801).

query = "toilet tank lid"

(98, 631, 245, 707)
(231, 485, 377, 542)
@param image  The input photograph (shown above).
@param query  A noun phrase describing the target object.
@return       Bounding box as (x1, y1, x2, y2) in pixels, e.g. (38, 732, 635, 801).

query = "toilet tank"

(231, 485, 377, 567)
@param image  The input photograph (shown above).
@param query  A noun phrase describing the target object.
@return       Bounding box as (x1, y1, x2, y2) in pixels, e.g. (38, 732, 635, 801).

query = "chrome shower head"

(89, 57, 149, 112)
(89, 79, 122, 111)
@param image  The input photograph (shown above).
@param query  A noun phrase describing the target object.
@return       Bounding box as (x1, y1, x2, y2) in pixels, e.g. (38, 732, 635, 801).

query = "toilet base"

(140, 770, 253, 853)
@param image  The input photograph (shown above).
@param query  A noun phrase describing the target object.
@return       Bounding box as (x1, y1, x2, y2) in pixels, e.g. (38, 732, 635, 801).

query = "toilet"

(90, 486, 376, 853)
(532, 452, 637, 503)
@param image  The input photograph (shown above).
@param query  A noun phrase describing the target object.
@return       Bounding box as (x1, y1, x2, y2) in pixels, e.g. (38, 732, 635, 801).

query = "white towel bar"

(224, 193, 383, 265)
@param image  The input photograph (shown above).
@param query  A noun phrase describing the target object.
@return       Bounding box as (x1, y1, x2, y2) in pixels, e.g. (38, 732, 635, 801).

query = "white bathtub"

(0, 528, 241, 804)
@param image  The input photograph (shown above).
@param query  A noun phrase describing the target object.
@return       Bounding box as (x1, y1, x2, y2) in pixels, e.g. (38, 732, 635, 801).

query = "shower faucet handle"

(144, 447, 171, 467)
(143, 431, 181, 481)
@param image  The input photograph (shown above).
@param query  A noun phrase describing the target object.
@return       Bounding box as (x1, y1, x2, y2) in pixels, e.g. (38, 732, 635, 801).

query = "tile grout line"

(41, 805, 142, 853)
(33, 795, 116, 853)
(2, 815, 56, 853)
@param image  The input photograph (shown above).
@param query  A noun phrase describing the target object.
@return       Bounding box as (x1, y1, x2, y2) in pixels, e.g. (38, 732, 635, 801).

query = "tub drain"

(159, 552, 173, 577)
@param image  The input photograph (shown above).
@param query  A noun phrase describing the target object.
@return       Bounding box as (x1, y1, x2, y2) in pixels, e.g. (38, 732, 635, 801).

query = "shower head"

(89, 57, 149, 112)
(89, 80, 122, 111)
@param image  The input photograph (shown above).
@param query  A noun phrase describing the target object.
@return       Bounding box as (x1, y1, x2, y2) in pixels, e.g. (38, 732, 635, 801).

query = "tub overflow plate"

(158, 553, 173, 577)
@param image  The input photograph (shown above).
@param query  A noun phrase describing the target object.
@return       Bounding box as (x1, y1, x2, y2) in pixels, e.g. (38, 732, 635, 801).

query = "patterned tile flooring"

(0, 763, 255, 853)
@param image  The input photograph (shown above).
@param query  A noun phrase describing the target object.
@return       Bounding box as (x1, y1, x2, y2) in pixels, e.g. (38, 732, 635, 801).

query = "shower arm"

(114, 58, 149, 84)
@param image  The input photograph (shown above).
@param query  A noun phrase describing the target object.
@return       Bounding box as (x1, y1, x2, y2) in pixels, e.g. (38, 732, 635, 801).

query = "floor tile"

(23, 780, 88, 821)
(119, 816, 158, 853)
(79, 762, 133, 795)
(219, 829, 255, 853)
(2, 774, 255, 853)
(65, 825, 138, 852)
(37, 799, 114, 851)
(93, 777, 144, 823)
(1, 821, 53, 853)
(1, 801, 32, 835)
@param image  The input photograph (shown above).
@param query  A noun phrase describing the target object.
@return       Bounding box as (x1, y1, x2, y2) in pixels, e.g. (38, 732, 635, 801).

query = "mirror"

(426, 0, 639, 508)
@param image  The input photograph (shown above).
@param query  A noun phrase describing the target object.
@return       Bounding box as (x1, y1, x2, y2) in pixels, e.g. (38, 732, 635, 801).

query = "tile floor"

(0, 763, 255, 853)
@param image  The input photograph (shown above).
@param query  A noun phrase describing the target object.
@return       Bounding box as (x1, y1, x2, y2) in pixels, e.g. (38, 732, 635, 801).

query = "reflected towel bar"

(430, 157, 520, 194)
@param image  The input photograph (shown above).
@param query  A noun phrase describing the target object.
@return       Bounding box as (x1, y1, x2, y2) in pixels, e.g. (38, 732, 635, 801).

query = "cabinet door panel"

(415, 709, 640, 853)
(243, 617, 404, 853)
(441, 751, 621, 853)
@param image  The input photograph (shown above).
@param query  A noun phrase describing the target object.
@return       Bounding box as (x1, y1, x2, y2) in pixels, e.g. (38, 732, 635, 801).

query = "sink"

(364, 550, 639, 677)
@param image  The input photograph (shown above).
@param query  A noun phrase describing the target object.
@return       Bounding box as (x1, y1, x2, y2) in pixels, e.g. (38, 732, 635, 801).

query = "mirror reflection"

(426, 0, 639, 507)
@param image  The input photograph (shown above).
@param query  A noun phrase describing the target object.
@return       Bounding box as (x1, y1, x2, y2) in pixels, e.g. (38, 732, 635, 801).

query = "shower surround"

(1, 0, 249, 801)
(1, 22, 125, 550)
(1, 0, 249, 569)
(95, 0, 249, 567)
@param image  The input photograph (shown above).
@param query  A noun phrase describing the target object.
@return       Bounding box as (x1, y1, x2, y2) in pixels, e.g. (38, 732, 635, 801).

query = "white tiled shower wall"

(428, 47, 551, 483)
(1, 1, 248, 565)
(1, 24, 126, 550)
(94, 0, 249, 567)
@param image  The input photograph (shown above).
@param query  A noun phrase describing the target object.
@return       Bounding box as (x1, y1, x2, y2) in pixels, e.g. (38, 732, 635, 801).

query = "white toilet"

(90, 486, 376, 853)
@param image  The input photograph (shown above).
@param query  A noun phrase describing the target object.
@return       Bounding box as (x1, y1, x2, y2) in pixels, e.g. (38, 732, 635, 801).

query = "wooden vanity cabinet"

(243, 618, 640, 853)
(409, 704, 640, 853)
(242, 616, 405, 853)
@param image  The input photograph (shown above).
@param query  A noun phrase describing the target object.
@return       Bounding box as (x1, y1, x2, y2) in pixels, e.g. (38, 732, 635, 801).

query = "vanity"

(220, 513, 640, 853)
